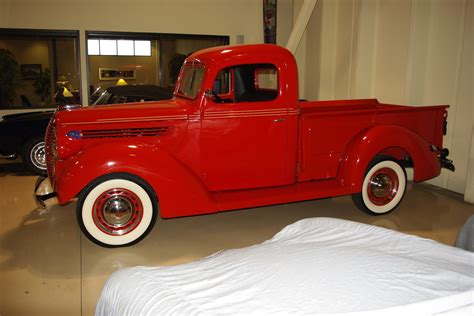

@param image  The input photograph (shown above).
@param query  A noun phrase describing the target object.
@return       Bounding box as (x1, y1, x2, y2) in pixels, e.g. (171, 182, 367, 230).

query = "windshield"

(93, 90, 112, 105)
(176, 65, 205, 99)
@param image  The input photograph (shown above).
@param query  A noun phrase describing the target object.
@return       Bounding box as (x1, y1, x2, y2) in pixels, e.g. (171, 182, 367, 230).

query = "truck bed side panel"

(299, 111, 375, 181)
(298, 100, 447, 182)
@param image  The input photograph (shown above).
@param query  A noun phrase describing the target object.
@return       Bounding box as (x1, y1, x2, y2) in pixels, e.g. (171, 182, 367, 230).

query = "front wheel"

(77, 174, 158, 247)
(352, 158, 407, 215)
(23, 137, 47, 175)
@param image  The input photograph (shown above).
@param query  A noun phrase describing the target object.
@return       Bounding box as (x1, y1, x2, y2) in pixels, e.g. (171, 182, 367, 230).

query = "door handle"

(273, 118, 286, 123)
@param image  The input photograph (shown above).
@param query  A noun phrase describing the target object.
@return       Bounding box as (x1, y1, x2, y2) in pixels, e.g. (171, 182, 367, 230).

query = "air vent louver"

(81, 127, 171, 139)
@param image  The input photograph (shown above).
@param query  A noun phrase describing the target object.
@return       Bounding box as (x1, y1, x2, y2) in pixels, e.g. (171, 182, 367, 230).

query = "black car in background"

(0, 85, 173, 174)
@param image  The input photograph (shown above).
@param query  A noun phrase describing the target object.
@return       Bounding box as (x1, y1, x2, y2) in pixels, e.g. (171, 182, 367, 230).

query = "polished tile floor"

(0, 163, 473, 315)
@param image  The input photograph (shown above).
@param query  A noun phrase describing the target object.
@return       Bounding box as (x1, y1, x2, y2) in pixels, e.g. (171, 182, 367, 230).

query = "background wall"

(293, 0, 473, 201)
(0, 0, 263, 43)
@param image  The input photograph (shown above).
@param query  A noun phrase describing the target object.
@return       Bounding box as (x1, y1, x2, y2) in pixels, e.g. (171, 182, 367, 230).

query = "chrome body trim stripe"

(205, 108, 300, 119)
(61, 109, 300, 126)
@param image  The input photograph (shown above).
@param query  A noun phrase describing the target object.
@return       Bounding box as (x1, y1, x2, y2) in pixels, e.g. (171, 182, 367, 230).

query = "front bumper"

(34, 176, 57, 208)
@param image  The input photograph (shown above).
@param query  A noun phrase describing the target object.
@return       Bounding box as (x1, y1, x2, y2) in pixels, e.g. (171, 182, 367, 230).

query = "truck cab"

(179, 45, 299, 191)
(36, 44, 453, 247)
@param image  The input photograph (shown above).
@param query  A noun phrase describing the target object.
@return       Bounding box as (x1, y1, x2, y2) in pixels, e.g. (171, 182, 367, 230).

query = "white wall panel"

(372, 0, 412, 104)
(450, 0, 473, 200)
(352, 0, 378, 99)
(302, 0, 473, 199)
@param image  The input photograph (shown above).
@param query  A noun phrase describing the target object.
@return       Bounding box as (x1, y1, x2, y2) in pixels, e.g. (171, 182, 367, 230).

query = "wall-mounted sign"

(20, 64, 42, 80)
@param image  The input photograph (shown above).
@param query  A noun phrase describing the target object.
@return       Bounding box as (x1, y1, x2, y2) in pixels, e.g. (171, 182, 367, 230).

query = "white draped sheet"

(96, 218, 474, 315)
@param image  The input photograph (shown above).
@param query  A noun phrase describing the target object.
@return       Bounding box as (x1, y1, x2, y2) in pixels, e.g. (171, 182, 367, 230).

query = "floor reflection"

(0, 203, 80, 277)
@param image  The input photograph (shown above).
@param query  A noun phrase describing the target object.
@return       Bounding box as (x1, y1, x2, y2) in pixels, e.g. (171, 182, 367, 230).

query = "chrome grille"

(45, 117, 56, 188)
(81, 127, 171, 139)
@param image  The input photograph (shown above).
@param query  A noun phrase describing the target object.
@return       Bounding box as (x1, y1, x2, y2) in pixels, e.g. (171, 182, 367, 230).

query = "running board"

(214, 179, 349, 212)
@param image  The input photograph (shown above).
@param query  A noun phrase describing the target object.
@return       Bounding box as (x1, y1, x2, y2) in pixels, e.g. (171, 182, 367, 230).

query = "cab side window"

(213, 69, 231, 95)
(212, 63, 278, 103)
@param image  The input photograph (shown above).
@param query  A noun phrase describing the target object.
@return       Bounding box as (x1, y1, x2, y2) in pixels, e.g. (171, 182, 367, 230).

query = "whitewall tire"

(352, 159, 407, 215)
(77, 174, 158, 247)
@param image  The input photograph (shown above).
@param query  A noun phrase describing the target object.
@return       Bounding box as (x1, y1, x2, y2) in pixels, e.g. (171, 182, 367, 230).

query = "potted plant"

(0, 48, 22, 107)
(33, 68, 51, 106)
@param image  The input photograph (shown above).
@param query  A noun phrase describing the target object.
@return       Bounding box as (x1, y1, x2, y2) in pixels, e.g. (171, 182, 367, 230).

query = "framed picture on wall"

(99, 68, 136, 80)
(20, 64, 42, 80)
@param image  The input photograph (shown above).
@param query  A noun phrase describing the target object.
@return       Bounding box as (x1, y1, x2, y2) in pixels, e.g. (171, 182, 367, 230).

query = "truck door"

(201, 63, 295, 191)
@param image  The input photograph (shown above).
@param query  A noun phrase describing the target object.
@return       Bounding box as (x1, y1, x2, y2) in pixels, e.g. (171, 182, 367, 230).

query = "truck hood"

(56, 99, 190, 125)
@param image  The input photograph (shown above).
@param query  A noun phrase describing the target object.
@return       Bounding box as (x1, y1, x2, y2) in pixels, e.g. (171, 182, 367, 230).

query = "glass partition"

(0, 30, 80, 109)
(86, 32, 228, 105)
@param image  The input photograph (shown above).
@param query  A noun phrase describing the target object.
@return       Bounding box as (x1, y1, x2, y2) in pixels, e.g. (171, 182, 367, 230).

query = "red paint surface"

(46, 44, 448, 218)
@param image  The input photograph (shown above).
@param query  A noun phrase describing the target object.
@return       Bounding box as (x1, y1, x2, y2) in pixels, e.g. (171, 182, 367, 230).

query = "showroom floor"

(0, 163, 473, 316)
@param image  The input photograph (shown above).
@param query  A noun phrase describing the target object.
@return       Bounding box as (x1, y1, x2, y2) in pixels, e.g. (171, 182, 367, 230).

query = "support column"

(286, 0, 318, 54)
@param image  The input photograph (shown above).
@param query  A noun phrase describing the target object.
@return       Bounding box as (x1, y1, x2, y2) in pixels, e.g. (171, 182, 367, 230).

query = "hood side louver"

(81, 126, 171, 139)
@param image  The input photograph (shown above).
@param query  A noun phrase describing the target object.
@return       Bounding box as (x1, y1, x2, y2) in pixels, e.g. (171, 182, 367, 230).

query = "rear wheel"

(352, 158, 407, 215)
(23, 137, 47, 175)
(77, 174, 158, 247)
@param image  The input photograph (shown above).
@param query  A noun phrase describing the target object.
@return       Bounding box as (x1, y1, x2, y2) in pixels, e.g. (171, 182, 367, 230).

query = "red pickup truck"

(36, 44, 454, 247)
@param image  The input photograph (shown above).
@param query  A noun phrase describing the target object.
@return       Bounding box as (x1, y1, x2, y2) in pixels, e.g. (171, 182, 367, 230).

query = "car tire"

(77, 173, 158, 248)
(352, 157, 407, 215)
(23, 137, 47, 175)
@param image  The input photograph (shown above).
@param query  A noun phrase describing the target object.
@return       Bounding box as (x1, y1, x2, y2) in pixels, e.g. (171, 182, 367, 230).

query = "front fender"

(337, 125, 440, 192)
(55, 142, 217, 217)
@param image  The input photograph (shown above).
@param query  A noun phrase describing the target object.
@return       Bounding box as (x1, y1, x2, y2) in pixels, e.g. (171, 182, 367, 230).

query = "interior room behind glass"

(87, 33, 228, 104)
(0, 32, 80, 109)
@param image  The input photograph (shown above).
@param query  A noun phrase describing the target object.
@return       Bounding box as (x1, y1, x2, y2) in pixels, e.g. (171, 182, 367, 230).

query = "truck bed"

(297, 99, 447, 182)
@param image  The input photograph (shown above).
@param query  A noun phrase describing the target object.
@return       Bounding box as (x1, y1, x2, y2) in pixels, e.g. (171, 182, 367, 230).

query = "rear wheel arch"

(337, 126, 428, 191)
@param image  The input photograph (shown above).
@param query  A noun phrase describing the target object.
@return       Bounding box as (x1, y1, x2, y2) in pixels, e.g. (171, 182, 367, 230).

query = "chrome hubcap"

(30, 141, 47, 170)
(103, 197, 134, 227)
(93, 188, 143, 236)
(367, 168, 399, 206)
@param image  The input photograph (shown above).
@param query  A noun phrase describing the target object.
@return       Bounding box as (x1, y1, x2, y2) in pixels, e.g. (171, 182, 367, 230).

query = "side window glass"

(213, 69, 230, 95)
(233, 63, 278, 103)
(211, 63, 278, 104)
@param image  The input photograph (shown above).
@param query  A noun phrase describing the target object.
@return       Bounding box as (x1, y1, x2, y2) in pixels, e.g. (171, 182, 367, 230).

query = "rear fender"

(55, 143, 216, 217)
(337, 125, 440, 192)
